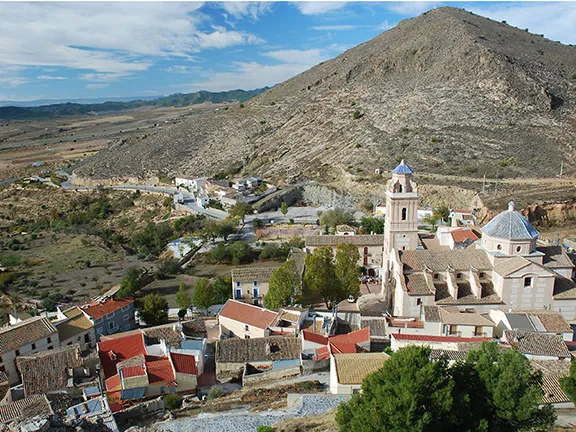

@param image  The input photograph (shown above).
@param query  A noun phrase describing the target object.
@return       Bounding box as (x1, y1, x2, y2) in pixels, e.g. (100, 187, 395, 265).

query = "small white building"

(329, 352, 389, 395)
(489, 309, 574, 341)
(390, 333, 490, 352)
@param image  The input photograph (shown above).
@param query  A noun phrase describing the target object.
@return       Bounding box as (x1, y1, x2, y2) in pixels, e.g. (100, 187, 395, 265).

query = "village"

(0, 160, 575, 431)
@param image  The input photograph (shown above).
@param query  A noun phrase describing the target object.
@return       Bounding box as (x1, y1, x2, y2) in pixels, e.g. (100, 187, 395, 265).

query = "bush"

(260, 243, 290, 261)
(158, 259, 182, 275)
(253, 218, 264, 229)
(572, 72, 576, 80)
(352, 110, 362, 120)
(163, 393, 182, 410)
(207, 386, 224, 400)
(257, 427, 274, 432)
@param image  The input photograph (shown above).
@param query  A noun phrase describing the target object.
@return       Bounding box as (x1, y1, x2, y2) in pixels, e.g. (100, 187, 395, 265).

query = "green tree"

(433, 206, 450, 223)
(229, 202, 253, 224)
(360, 216, 384, 234)
(164, 393, 182, 410)
(216, 219, 237, 241)
(337, 346, 455, 432)
(175, 283, 192, 310)
(140, 293, 168, 325)
(280, 201, 289, 216)
(228, 241, 253, 265)
(335, 242, 361, 298)
(253, 218, 264, 229)
(213, 276, 232, 304)
(319, 208, 354, 230)
(561, 360, 576, 403)
(304, 247, 341, 309)
(265, 260, 297, 309)
(211, 243, 231, 263)
(423, 215, 439, 231)
(117, 267, 141, 298)
(193, 278, 214, 311)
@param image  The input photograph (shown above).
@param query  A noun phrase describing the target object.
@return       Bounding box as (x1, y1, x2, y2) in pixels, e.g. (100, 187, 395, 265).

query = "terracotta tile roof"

(0, 316, 57, 356)
(17, 344, 82, 396)
(405, 273, 434, 295)
(219, 300, 278, 330)
(435, 281, 503, 306)
(0, 394, 53, 424)
(438, 307, 495, 327)
(503, 330, 570, 358)
(336, 225, 356, 233)
(494, 256, 531, 277)
(181, 319, 208, 338)
(231, 267, 280, 283)
(143, 324, 184, 346)
(514, 310, 572, 333)
(400, 249, 491, 272)
(215, 336, 300, 363)
(531, 360, 572, 404)
(279, 310, 302, 323)
(55, 312, 94, 342)
(452, 209, 473, 214)
(423, 306, 441, 322)
(330, 328, 371, 346)
(305, 234, 384, 247)
(333, 353, 389, 384)
(98, 333, 147, 378)
(451, 229, 479, 243)
(302, 330, 328, 345)
(537, 246, 574, 269)
(360, 318, 387, 337)
(429, 349, 469, 362)
(105, 375, 121, 392)
(84, 298, 134, 320)
(392, 334, 491, 343)
(171, 352, 198, 375)
(146, 356, 175, 384)
(120, 366, 146, 378)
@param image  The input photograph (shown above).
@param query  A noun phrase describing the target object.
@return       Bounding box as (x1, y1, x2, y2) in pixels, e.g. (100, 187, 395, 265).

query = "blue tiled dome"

(392, 160, 414, 175)
(482, 202, 539, 241)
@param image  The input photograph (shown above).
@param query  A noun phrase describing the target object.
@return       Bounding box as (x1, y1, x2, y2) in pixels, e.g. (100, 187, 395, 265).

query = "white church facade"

(382, 161, 576, 321)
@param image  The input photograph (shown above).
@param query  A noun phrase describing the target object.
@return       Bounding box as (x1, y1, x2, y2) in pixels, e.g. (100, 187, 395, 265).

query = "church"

(382, 161, 576, 321)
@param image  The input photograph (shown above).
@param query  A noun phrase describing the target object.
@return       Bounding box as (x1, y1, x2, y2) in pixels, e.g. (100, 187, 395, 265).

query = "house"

(80, 298, 137, 338)
(218, 300, 279, 339)
(449, 209, 476, 225)
(336, 225, 356, 236)
(173, 192, 184, 205)
(8, 311, 32, 326)
(231, 267, 280, 306)
(305, 234, 384, 278)
(54, 307, 97, 351)
(329, 352, 389, 395)
(390, 333, 491, 352)
(436, 226, 480, 249)
(374, 204, 386, 217)
(0, 316, 59, 385)
(97, 323, 204, 402)
(382, 162, 576, 321)
(215, 336, 300, 380)
(16, 344, 82, 397)
(489, 309, 573, 341)
(0, 394, 53, 425)
(66, 396, 119, 432)
(501, 330, 570, 360)
(232, 180, 246, 192)
(301, 328, 371, 361)
(531, 360, 574, 409)
(422, 306, 495, 338)
(175, 177, 207, 192)
(246, 177, 263, 189)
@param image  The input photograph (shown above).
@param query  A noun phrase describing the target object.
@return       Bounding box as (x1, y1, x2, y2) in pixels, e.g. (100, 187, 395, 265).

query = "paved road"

(58, 172, 227, 220)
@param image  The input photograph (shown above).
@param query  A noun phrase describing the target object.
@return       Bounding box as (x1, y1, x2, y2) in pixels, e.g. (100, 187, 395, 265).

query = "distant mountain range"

(0, 88, 268, 120)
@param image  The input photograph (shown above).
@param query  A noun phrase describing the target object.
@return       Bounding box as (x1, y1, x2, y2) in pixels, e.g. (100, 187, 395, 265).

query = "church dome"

(392, 160, 414, 175)
(481, 201, 539, 241)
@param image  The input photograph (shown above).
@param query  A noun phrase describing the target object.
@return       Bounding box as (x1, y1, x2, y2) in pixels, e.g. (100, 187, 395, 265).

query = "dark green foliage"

(207, 199, 224, 210)
(259, 243, 290, 260)
(304, 247, 342, 308)
(432, 206, 450, 223)
(360, 216, 384, 234)
(256, 427, 273, 432)
(202, 219, 237, 242)
(207, 386, 224, 400)
(41, 293, 64, 312)
(280, 202, 289, 216)
(193, 278, 214, 311)
(213, 276, 233, 304)
(158, 259, 182, 275)
(264, 260, 297, 309)
(175, 283, 192, 310)
(141, 293, 169, 325)
(173, 214, 206, 236)
(560, 360, 576, 402)
(229, 241, 252, 265)
(253, 218, 264, 229)
(335, 243, 361, 298)
(572, 72, 576, 80)
(229, 203, 253, 223)
(352, 110, 362, 119)
(117, 267, 142, 298)
(178, 308, 187, 319)
(163, 393, 182, 410)
(319, 207, 354, 230)
(131, 222, 174, 257)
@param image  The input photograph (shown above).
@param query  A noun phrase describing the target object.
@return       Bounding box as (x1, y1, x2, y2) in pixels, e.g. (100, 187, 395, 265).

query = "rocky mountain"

(75, 7, 576, 196)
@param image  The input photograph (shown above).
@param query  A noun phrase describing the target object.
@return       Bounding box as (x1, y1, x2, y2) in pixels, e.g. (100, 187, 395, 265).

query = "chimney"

(508, 201, 515, 212)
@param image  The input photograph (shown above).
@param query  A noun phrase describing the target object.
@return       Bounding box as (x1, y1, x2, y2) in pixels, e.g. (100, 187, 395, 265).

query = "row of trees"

(337, 343, 556, 432)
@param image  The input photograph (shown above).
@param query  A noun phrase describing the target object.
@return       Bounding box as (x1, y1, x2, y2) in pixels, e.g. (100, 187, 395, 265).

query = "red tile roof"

(105, 374, 120, 392)
(219, 300, 278, 330)
(391, 334, 491, 343)
(302, 330, 328, 345)
(451, 229, 479, 243)
(98, 333, 147, 378)
(453, 209, 473, 214)
(120, 366, 146, 378)
(316, 345, 330, 360)
(85, 298, 134, 320)
(330, 342, 358, 354)
(146, 357, 175, 384)
(330, 328, 371, 345)
(171, 353, 198, 375)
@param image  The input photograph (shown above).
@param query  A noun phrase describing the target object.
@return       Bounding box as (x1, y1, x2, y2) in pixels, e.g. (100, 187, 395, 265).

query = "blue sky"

(0, 1, 575, 102)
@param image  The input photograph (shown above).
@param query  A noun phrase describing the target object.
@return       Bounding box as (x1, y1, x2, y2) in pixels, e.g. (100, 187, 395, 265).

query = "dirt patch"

(274, 409, 338, 432)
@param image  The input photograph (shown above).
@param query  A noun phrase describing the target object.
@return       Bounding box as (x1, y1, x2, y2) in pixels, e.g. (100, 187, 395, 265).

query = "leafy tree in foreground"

(193, 278, 214, 311)
(335, 242, 361, 298)
(560, 360, 576, 403)
(433, 205, 450, 224)
(264, 260, 297, 309)
(337, 346, 455, 432)
(280, 201, 289, 216)
(304, 246, 341, 308)
(140, 293, 168, 325)
(423, 215, 439, 231)
(360, 216, 384, 234)
(175, 282, 192, 310)
(229, 202, 253, 224)
(319, 207, 354, 230)
(213, 276, 232, 304)
(117, 267, 141, 298)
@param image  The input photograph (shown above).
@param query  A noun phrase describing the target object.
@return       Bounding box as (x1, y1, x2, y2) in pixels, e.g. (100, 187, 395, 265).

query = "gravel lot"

(159, 394, 351, 432)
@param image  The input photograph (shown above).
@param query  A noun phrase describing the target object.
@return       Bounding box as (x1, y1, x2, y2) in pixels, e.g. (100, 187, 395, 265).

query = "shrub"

(430, 136, 443, 143)
(257, 427, 274, 432)
(355, 143, 361, 148)
(207, 386, 224, 400)
(163, 393, 182, 410)
(239, 103, 245, 108)
(259, 120, 266, 125)
(351, 101, 356, 106)
(253, 218, 264, 229)
(352, 110, 362, 120)
(572, 72, 576, 80)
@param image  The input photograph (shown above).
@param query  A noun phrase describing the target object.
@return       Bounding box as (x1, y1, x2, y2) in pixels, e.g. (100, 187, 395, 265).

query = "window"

(497, 244, 502, 250)
(236, 281, 241, 287)
(106, 312, 115, 319)
(401, 208, 407, 221)
(479, 272, 485, 279)
(108, 321, 115, 330)
(245, 325, 249, 331)
(235, 289, 242, 299)
(433, 273, 439, 280)
(47, 346, 53, 350)
(363, 247, 368, 255)
(0, 366, 4, 373)
(416, 298, 421, 305)
(47, 337, 51, 343)
(402, 246, 406, 251)
(253, 281, 258, 287)
(456, 273, 463, 279)
(363, 256, 368, 266)
(15, 350, 19, 356)
(524, 277, 532, 287)
(95, 318, 103, 324)
(124, 314, 129, 321)
(449, 325, 458, 335)
(125, 324, 131, 330)
(516, 246, 522, 253)
(67, 341, 72, 346)
(121, 305, 130, 312)
(31, 343, 36, 350)
(398, 184, 403, 193)
(253, 288, 259, 298)
(254, 299, 260, 306)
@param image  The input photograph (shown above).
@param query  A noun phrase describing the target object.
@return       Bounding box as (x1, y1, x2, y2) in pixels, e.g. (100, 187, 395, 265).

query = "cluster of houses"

(174, 176, 274, 209)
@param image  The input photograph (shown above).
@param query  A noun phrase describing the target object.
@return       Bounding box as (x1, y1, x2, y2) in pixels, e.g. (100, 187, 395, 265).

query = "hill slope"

(75, 7, 576, 192)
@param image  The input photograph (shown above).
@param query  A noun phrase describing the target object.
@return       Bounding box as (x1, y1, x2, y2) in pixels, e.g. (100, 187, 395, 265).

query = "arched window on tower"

(401, 208, 407, 220)
(398, 184, 403, 193)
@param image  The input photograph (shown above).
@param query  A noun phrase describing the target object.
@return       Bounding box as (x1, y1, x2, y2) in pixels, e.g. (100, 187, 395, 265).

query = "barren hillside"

(75, 7, 576, 195)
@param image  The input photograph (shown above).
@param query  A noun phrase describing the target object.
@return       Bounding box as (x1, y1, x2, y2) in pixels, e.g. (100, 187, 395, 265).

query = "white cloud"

(78, 73, 127, 82)
(220, 2, 272, 20)
(85, 84, 109, 90)
(312, 25, 358, 31)
(466, 3, 576, 45)
(376, 20, 394, 31)
(37, 75, 67, 80)
(0, 2, 263, 74)
(385, 2, 440, 15)
(164, 65, 200, 74)
(0, 76, 27, 86)
(294, 2, 347, 15)
(263, 49, 327, 65)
